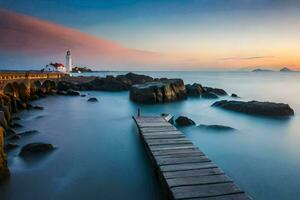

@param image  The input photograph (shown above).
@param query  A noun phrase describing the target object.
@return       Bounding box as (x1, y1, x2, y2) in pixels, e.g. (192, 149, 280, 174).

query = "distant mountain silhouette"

(280, 67, 292, 72)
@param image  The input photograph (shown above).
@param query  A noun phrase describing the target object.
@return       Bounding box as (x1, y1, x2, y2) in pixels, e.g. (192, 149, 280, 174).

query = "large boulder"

(212, 100, 294, 117)
(186, 83, 204, 97)
(130, 79, 186, 104)
(175, 116, 196, 126)
(19, 143, 54, 156)
(0, 126, 9, 182)
(84, 76, 130, 91)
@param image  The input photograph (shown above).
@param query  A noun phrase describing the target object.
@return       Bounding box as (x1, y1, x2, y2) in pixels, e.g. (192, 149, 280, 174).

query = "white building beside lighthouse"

(66, 50, 72, 73)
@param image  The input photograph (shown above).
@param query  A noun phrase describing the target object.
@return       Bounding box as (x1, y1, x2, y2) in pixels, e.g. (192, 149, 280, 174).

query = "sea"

(1, 71, 300, 200)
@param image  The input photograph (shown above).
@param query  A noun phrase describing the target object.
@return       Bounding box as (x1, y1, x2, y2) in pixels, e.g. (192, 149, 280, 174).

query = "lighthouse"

(65, 50, 72, 73)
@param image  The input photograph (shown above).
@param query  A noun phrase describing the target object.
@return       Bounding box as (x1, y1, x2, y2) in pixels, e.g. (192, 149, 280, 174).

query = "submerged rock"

(66, 89, 80, 96)
(87, 97, 98, 102)
(32, 105, 44, 110)
(18, 130, 39, 135)
(175, 116, 196, 126)
(10, 134, 21, 140)
(130, 79, 186, 104)
(212, 100, 294, 117)
(19, 143, 54, 156)
(4, 143, 19, 151)
(231, 93, 239, 98)
(80, 94, 87, 97)
(202, 91, 219, 99)
(198, 124, 235, 131)
(10, 122, 23, 128)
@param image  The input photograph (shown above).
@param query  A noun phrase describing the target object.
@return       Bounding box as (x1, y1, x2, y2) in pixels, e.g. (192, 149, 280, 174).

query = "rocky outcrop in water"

(87, 97, 98, 102)
(175, 116, 196, 126)
(19, 143, 54, 156)
(212, 100, 294, 117)
(130, 79, 186, 104)
(198, 124, 235, 131)
(203, 87, 227, 96)
(186, 83, 204, 97)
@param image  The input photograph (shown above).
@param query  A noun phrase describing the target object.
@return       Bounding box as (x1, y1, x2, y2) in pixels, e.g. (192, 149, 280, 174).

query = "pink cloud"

(0, 9, 162, 68)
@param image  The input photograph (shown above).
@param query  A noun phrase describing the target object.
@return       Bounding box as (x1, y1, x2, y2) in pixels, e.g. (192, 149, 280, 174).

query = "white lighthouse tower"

(66, 50, 72, 73)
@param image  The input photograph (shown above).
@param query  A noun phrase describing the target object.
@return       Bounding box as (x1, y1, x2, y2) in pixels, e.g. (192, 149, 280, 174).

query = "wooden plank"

(155, 152, 205, 159)
(143, 134, 185, 140)
(156, 156, 211, 166)
(171, 183, 244, 199)
(166, 174, 232, 188)
(160, 162, 217, 172)
(142, 131, 183, 136)
(163, 168, 224, 179)
(150, 144, 196, 151)
(141, 126, 177, 133)
(152, 148, 201, 156)
(148, 139, 192, 146)
(191, 193, 252, 200)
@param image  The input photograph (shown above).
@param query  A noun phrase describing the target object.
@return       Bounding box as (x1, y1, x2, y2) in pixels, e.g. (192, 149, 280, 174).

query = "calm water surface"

(1, 71, 300, 200)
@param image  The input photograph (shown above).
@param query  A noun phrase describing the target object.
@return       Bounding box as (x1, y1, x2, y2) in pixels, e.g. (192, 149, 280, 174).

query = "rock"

(87, 97, 98, 102)
(130, 79, 186, 104)
(212, 100, 294, 117)
(18, 130, 39, 135)
(57, 90, 68, 95)
(0, 111, 8, 129)
(202, 91, 219, 99)
(66, 89, 80, 96)
(84, 77, 130, 91)
(116, 72, 153, 85)
(186, 83, 204, 97)
(32, 105, 44, 110)
(203, 87, 227, 96)
(29, 94, 39, 101)
(4, 143, 19, 151)
(19, 143, 54, 156)
(12, 116, 21, 120)
(231, 93, 239, 98)
(0, 126, 9, 182)
(198, 124, 235, 131)
(57, 81, 78, 91)
(80, 94, 87, 97)
(10, 134, 21, 140)
(175, 116, 196, 126)
(11, 122, 23, 128)
(6, 128, 16, 135)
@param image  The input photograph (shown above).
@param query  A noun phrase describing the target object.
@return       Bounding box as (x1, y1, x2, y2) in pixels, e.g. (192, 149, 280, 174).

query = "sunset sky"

(0, 0, 299, 70)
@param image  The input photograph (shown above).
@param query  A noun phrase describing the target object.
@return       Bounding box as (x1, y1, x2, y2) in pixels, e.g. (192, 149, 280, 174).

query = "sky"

(0, 0, 300, 70)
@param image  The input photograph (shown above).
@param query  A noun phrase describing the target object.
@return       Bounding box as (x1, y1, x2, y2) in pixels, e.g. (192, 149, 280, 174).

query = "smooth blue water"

(1, 71, 300, 200)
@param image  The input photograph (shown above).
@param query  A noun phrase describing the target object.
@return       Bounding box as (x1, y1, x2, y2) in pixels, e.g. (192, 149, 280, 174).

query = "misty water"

(1, 71, 300, 200)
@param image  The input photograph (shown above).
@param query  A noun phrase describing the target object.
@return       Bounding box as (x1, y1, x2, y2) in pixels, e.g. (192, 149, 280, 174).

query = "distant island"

(252, 67, 293, 72)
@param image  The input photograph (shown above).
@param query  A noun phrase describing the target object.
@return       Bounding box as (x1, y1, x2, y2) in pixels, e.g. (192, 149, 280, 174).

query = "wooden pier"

(133, 116, 252, 200)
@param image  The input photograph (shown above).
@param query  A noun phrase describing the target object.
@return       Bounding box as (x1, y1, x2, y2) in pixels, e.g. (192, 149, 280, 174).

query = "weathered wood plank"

(148, 140, 193, 146)
(150, 144, 196, 151)
(166, 174, 231, 188)
(155, 152, 205, 159)
(143, 134, 185, 140)
(163, 168, 224, 179)
(190, 193, 252, 200)
(141, 126, 177, 133)
(160, 162, 217, 172)
(171, 183, 244, 199)
(156, 156, 211, 166)
(152, 148, 201, 156)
